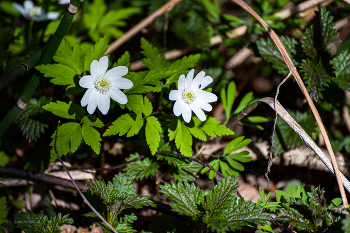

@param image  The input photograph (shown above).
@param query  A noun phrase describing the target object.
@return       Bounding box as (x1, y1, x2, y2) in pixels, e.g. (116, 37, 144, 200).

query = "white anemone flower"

(13, 1, 59, 21)
(79, 56, 133, 115)
(169, 69, 218, 123)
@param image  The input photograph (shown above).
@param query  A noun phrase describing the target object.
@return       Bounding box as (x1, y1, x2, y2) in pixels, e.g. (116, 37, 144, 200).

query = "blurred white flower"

(13, 0, 59, 21)
(58, 0, 83, 5)
(79, 56, 133, 115)
(169, 69, 217, 123)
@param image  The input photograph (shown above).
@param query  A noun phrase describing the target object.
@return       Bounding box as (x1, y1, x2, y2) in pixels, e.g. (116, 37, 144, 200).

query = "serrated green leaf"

(172, 161, 203, 182)
(82, 124, 101, 154)
(125, 70, 176, 94)
(103, 113, 143, 137)
(188, 117, 234, 139)
(82, 115, 104, 128)
(140, 37, 167, 70)
(53, 37, 84, 75)
(160, 182, 204, 218)
(125, 154, 159, 180)
(84, 34, 110, 72)
(300, 59, 331, 102)
(113, 51, 131, 69)
(256, 36, 298, 76)
(50, 122, 82, 162)
(126, 95, 153, 116)
(17, 97, 50, 142)
(36, 64, 76, 87)
(43, 101, 85, 120)
(145, 116, 162, 155)
(331, 51, 350, 91)
(168, 119, 192, 157)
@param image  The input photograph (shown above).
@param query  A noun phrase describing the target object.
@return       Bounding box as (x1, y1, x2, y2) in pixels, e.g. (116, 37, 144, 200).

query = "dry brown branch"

(231, 97, 350, 193)
(231, 0, 348, 208)
(105, 0, 182, 55)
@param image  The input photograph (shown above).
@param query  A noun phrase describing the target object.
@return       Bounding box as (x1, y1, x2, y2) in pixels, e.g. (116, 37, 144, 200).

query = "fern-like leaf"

(331, 51, 350, 91)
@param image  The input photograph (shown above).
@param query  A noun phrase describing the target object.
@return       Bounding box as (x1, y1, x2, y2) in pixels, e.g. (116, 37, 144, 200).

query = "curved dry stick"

(231, 97, 350, 194)
(54, 121, 118, 233)
(230, 0, 348, 208)
(105, 0, 182, 55)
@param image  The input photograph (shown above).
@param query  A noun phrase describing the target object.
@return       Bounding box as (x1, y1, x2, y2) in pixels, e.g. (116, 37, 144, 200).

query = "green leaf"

(208, 160, 220, 180)
(82, 124, 102, 154)
(53, 37, 84, 75)
(82, 0, 107, 31)
(188, 117, 234, 139)
(43, 101, 85, 120)
(168, 119, 192, 157)
(302, 5, 338, 59)
(0, 151, 10, 167)
(233, 92, 256, 114)
(160, 181, 205, 218)
(84, 34, 110, 72)
(224, 136, 251, 155)
(331, 51, 350, 91)
(300, 59, 331, 102)
(274, 110, 317, 155)
(36, 64, 76, 87)
(103, 113, 143, 137)
(50, 122, 82, 162)
(172, 161, 203, 182)
(17, 97, 50, 142)
(140, 37, 167, 70)
(126, 95, 153, 116)
(222, 14, 247, 28)
(113, 51, 131, 69)
(145, 116, 162, 155)
(220, 81, 236, 122)
(82, 115, 104, 128)
(255, 36, 298, 76)
(125, 154, 159, 180)
(125, 70, 176, 94)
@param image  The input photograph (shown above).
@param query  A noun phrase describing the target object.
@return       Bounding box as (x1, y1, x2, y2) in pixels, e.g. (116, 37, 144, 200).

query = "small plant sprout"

(13, 0, 59, 21)
(169, 69, 217, 123)
(79, 56, 133, 115)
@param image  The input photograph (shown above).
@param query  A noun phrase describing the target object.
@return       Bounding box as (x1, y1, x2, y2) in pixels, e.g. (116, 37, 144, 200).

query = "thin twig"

(105, 0, 182, 55)
(231, 0, 349, 208)
(54, 121, 118, 233)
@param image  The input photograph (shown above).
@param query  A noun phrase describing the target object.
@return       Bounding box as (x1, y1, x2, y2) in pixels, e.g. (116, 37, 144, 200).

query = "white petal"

(97, 56, 108, 77)
(169, 90, 180, 101)
(190, 71, 205, 90)
(109, 87, 128, 104)
(196, 90, 218, 103)
(87, 90, 99, 114)
(111, 78, 133, 90)
(190, 102, 206, 121)
(79, 75, 94, 88)
(198, 76, 213, 90)
(13, 3, 25, 15)
(81, 88, 93, 107)
(177, 74, 186, 92)
(98, 93, 110, 115)
(182, 103, 192, 123)
(173, 100, 183, 116)
(195, 99, 212, 112)
(46, 12, 59, 20)
(24, 1, 34, 11)
(90, 60, 98, 78)
(184, 69, 194, 89)
(58, 0, 70, 4)
(105, 66, 128, 78)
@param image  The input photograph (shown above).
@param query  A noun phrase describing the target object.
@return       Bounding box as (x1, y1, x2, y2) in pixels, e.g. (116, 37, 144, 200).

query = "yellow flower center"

(182, 90, 196, 104)
(94, 76, 112, 94)
(28, 6, 43, 17)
